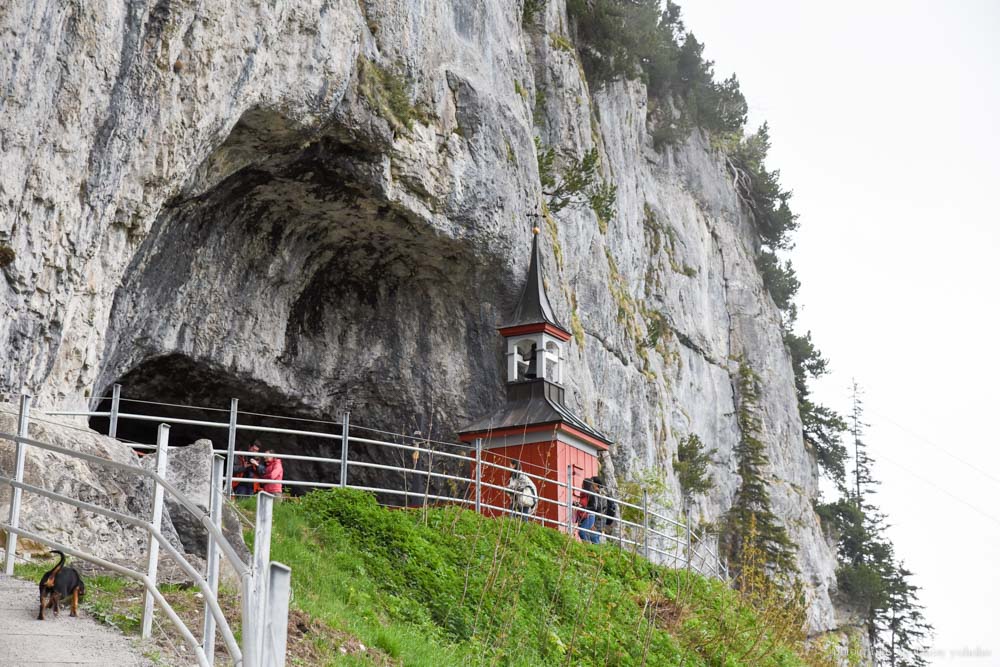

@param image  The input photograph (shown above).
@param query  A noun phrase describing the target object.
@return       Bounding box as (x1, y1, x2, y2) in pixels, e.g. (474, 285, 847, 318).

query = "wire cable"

(116, 397, 231, 413)
(867, 405, 1000, 487)
(877, 452, 1000, 527)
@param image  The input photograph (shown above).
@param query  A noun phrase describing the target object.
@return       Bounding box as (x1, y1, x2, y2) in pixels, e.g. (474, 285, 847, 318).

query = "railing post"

(141, 423, 170, 639)
(202, 456, 225, 664)
(642, 490, 650, 561)
(685, 507, 693, 571)
(339, 411, 350, 488)
(263, 563, 291, 667)
(3, 393, 32, 575)
(565, 466, 574, 536)
(225, 398, 239, 498)
(474, 438, 482, 514)
(241, 573, 259, 667)
(108, 383, 121, 439)
(617, 505, 624, 550)
(253, 493, 275, 665)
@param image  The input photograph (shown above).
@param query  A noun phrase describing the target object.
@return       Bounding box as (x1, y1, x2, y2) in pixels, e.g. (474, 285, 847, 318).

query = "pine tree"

(816, 381, 932, 666)
(722, 362, 797, 576)
(784, 329, 849, 488)
(674, 433, 714, 500)
(849, 380, 878, 505)
(881, 564, 932, 666)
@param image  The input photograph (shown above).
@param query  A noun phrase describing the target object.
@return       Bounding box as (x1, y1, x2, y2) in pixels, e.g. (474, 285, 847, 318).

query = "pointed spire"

(504, 228, 569, 334)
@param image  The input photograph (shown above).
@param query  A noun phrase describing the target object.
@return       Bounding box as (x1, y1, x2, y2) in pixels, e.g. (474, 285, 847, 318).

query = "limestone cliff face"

(1, 0, 839, 630)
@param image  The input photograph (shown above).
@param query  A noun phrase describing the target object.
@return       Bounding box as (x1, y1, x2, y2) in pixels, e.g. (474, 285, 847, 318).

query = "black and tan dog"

(37, 550, 85, 620)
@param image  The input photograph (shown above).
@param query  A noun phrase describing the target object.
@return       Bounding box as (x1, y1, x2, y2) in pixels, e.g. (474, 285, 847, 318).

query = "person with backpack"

(506, 460, 538, 519)
(576, 476, 604, 544)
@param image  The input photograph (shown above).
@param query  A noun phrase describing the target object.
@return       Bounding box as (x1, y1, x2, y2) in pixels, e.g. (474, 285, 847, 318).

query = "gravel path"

(0, 574, 154, 667)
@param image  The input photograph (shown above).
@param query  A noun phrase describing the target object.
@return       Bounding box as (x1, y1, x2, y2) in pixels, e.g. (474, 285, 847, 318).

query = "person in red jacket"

(260, 450, 284, 495)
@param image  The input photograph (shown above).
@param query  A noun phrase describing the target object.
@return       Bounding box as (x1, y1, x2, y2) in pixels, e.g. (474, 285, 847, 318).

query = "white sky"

(680, 1, 1000, 664)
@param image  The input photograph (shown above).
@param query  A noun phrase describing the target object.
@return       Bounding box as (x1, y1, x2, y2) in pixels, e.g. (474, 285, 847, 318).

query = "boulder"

(143, 438, 250, 565)
(0, 404, 247, 582)
(0, 404, 182, 570)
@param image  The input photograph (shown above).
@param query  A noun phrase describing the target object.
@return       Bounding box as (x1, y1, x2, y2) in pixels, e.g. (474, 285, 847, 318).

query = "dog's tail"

(42, 550, 66, 588)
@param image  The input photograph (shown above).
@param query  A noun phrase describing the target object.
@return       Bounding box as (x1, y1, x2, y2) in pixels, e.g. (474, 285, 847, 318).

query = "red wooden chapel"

(459, 229, 613, 528)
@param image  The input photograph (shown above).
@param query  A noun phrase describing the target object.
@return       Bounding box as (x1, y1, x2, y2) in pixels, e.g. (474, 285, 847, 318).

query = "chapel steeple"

(459, 228, 612, 529)
(497, 228, 572, 385)
(501, 230, 570, 337)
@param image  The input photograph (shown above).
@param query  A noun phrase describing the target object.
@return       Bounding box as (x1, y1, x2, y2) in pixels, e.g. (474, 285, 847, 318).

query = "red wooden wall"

(473, 438, 600, 530)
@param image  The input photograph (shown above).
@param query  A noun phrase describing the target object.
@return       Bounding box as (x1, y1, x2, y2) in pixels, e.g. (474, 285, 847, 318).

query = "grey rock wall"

(1, 0, 840, 631)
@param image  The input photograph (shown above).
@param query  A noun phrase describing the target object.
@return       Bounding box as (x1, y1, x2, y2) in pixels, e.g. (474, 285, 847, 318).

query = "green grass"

(12, 492, 827, 665)
(256, 489, 822, 666)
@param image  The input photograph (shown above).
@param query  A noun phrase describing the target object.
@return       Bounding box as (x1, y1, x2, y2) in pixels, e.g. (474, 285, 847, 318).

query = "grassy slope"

(11, 489, 830, 666)
(262, 489, 824, 666)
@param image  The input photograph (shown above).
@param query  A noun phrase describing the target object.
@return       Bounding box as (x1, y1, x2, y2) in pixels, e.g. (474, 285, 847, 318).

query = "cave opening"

(89, 354, 352, 495)
(90, 107, 510, 497)
(89, 352, 476, 500)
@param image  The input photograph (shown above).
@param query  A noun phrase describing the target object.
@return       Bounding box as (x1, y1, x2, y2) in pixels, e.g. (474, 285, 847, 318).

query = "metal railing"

(45, 385, 728, 581)
(0, 394, 291, 667)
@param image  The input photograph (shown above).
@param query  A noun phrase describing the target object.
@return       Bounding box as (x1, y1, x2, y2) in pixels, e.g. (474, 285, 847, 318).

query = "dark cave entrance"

(91, 108, 510, 499)
(89, 354, 350, 495)
(89, 353, 476, 501)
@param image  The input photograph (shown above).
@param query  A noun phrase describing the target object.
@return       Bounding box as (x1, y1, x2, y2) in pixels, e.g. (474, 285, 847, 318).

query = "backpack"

(510, 474, 537, 510)
(587, 476, 617, 529)
(603, 498, 618, 530)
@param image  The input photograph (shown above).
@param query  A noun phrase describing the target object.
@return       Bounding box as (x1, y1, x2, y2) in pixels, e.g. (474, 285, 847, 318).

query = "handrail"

(0, 523, 211, 665)
(0, 475, 242, 663)
(40, 393, 728, 583)
(50, 410, 230, 430)
(0, 426, 258, 666)
(0, 430, 249, 578)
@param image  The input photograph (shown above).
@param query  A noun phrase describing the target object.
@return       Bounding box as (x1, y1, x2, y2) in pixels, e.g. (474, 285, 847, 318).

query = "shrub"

(522, 0, 547, 28)
(674, 434, 714, 499)
(357, 56, 431, 133)
(535, 137, 617, 226)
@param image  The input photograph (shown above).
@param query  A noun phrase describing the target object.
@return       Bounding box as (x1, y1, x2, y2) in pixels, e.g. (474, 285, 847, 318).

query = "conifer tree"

(849, 380, 878, 505)
(882, 564, 932, 666)
(817, 381, 931, 665)
(674, 433, 714, 500)
(722, 362, 797, 576)
(784, 329, 849, 488)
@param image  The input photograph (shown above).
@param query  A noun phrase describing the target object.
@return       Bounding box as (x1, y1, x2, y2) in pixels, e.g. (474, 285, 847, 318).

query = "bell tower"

(460, 228, 612, 528)
(499, 230, 571, 385)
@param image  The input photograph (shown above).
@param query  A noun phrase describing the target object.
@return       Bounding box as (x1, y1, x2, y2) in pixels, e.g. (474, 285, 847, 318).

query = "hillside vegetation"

(258, 489, 837, 666)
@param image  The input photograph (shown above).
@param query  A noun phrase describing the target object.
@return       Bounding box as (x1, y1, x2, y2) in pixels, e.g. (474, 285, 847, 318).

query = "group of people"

(505, 460, 617, 544)
(232, 441, 284, 496)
